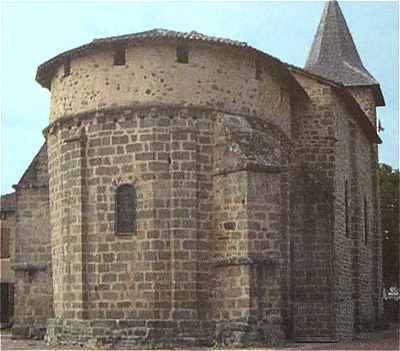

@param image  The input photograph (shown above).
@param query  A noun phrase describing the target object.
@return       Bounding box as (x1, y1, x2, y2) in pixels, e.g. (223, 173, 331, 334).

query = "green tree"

(379, 163, 399, 289)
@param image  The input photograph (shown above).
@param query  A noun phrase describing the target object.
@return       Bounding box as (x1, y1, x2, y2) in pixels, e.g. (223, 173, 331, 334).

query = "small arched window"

(115, 184, 136, 234)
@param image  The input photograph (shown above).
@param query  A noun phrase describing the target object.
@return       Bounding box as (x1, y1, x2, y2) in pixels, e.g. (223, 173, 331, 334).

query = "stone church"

(4, 1, 385, 347)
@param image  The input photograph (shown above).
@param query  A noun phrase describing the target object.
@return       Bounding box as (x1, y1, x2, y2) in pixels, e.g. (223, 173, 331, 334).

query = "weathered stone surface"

(11, 145, 53, 340)
(8, 3, 384, 348)
(0, 192, 16, 327)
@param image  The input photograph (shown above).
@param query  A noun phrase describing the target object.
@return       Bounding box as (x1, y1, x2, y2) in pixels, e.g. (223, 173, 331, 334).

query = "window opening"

(115, 184, 136, 234)
(345, 180, 349, 238)
(64, 57, 71, 77)
(113, 44, 126, 66)
(364, 197, 368, 245)
(177, 42, 189, 64)
(255, 57, 262, 80)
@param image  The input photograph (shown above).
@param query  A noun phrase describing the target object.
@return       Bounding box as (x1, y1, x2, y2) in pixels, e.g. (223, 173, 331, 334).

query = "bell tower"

(305, 0, 385, 126)
(304, 0, 385, 335)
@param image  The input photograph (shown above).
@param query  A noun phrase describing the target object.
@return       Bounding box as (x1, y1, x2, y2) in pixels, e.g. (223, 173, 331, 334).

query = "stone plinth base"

(46, 318, 214, 348)
(47, 317, 285, 348)
(215, 318, 285, 348)
(12, 324, 46, 340)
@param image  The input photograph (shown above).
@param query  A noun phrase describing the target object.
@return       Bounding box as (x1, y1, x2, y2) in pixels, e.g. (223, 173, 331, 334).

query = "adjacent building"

(0, 193, 16, 328)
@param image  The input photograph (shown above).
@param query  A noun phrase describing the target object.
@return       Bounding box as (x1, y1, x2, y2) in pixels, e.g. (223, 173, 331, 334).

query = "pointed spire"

(305, 0, 378, 87)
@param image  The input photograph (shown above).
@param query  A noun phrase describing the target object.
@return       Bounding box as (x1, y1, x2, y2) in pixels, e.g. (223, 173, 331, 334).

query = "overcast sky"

(1, 0, 398, 194)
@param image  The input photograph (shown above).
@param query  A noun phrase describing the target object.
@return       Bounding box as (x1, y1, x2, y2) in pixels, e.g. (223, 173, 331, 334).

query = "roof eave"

(290, 64, 385, 108)
(374, 84, 385, 107)
(286, 63, 343, 88)
(333, 87, 382, 144)
(35, 31, 248, 89)
(347, 83, 385, 107)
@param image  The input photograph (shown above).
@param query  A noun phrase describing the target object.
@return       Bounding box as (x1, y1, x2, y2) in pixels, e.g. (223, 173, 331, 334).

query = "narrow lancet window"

(364, 197, 368, 245)
(345, 180, 349, 237)
(115, 184, 136, 234)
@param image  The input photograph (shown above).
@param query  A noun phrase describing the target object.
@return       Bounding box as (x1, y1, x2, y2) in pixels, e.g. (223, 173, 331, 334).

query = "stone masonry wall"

(31, 34, 383, 347)
(348, 87, 377, 127)
(45, 98, 296, 347)
(290, 73, 337, 341)
(332, 89, 382, 334)
(290, 71, 382, 341)
(354, 124, 379, 331)
(48, 41, 292, 136)
(46, 106, 216, 346)
(43, 38, 295, 347)
(209, 113, 289, 346)
(12, 146, 53, 339)
(331, 92, 355, 340)
(0, 196, 16, 326)
(0, 197, 16, 283)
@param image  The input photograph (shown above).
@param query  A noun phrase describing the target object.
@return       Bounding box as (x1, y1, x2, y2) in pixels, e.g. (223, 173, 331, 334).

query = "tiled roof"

(0, 192, 16, 212)
(92, 28, 248, 47)
(305, 1, 379, 88)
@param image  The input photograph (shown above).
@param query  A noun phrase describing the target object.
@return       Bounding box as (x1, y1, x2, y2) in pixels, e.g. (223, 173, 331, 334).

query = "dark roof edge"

(333, 87, 382, 144)
(347, 84, 385, 107)
(287, 64, 381, 144)
(286, 63, 343, 88)
(287, 64, 385, 107)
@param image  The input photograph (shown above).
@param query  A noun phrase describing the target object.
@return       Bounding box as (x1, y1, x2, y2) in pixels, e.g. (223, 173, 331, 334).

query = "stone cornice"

(42, 103, 292, 145)
(43, 103, 216, 137)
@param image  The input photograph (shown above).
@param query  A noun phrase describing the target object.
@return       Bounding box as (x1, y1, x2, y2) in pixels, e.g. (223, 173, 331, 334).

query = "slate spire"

(305, 0, 378, 87)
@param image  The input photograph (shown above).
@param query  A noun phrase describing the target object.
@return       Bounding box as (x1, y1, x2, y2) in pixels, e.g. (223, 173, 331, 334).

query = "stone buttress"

(10, 4, 385, 345)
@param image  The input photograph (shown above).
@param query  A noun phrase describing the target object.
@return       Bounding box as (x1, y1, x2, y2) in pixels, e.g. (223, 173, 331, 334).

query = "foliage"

(379, 163, 399, 288)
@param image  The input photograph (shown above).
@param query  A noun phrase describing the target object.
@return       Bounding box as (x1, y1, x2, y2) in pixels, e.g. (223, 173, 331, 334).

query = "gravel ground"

(1, 325, 398, 351)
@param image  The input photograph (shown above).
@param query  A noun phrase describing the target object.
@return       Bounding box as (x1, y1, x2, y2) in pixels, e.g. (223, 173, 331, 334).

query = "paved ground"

(1, 325, 398, 351)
